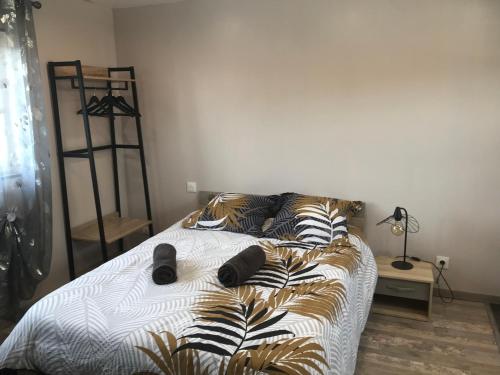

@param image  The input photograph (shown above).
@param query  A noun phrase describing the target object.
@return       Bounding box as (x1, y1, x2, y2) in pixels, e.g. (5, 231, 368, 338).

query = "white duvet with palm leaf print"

(0, 218, 377, 375)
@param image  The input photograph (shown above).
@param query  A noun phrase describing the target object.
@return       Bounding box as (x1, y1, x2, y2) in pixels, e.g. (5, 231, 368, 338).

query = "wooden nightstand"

(373, 256, 434, 321)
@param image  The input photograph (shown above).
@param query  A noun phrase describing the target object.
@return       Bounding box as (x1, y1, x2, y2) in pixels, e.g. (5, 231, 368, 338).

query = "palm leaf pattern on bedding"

(263, 193, 359, 248)
(182, 193, 278, 235)
(181, 284, 295, 352)
(135, 241, 362, 375)
(244, 241, 361, 288)
(226, 337, 329, 375)
(182, 193, 248, 231)
(293, 197, 348, 246)
(134, 331, 210, 375)
(243, 242, 324, 288)
(206, 193, 248, 229)
(319, 243, 362, 276)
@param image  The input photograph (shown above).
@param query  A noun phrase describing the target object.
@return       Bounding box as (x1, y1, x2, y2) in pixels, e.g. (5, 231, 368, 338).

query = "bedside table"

(373, 256, 434, 321)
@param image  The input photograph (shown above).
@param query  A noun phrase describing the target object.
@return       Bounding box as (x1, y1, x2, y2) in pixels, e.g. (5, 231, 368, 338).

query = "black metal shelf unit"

(47, 60, 153, 280)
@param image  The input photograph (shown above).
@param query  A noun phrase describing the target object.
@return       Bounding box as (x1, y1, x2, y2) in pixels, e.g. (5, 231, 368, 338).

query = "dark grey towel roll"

(217, 245, 266, 287)
(152, 244, 177, 285)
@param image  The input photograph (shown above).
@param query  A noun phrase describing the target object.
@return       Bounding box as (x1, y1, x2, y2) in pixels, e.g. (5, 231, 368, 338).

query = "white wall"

(34, 0, 121, 297)
(115, 0, 500, 296)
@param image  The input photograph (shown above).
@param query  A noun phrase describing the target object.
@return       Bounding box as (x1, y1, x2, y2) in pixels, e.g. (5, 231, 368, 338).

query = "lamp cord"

(396, 255, 455, 303)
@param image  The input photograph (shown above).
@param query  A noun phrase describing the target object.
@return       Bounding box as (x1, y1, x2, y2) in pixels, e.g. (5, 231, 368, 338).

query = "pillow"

(182, 192, 280, 237)
(262, 193, 363, 247)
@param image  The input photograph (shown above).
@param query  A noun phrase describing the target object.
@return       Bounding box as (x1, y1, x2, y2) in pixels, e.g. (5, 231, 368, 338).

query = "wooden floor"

(356, 299, 500, 375)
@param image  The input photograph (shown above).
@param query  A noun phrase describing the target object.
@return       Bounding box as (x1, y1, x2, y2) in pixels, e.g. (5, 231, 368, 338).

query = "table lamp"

(377, 206, 420, 270)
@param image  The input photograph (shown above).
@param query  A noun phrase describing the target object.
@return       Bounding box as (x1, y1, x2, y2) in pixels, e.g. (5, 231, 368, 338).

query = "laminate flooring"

(356, 299, 500, 375)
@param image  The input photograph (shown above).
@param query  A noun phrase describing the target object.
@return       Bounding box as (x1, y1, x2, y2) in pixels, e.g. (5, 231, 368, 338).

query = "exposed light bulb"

(391, 222, 404, 236)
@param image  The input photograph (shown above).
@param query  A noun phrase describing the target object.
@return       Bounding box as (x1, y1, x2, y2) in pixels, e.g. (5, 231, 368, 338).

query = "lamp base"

(391, 260, 414, 270)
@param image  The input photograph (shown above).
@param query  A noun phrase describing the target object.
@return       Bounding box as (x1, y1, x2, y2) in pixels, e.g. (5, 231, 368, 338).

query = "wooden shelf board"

(372, 304, 429, 321)
(53, 65, 135, 82)
(54, 65, 107, 78)
(72, 212, 151, 244)
(376, 256, 434, 284)
(83, 75, 135, 82)
(372, 294, 430, 321)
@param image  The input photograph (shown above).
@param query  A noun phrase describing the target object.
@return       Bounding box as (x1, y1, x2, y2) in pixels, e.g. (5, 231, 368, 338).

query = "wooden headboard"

(197, 191, 366, 231)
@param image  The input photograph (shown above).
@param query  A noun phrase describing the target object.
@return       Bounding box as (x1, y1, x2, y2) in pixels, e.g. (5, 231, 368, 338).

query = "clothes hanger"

(77, 89, 100, 114)
(113, 96, 139, 116)
(115, 96, 136, 114)
(85, 97, 102, 113)
(114, 101, 133, 114)
(78, 91, 139, 116)
(93, 96, 113, 116)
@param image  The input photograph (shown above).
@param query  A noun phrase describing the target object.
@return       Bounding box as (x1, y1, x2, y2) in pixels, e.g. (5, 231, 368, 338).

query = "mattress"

(0, 219, 377, 375)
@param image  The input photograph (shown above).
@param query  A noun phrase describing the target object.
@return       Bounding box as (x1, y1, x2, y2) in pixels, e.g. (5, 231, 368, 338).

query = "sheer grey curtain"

(0, 0, 51, 320)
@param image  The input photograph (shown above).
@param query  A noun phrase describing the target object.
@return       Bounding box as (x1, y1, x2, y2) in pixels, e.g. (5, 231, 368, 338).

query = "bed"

(0, 214, 377, 374)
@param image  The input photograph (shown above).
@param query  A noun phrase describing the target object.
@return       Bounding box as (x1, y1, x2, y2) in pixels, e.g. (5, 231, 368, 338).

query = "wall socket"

(186, 181, 197, 193)
(435, 256, 450, 270)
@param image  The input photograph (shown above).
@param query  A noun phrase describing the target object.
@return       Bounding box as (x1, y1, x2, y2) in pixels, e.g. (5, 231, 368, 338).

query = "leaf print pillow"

(182, 193, 280, 237)
(262, 193, 363, 247)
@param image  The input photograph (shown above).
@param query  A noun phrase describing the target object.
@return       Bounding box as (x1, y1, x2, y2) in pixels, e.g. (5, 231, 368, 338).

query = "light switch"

(186, 181, 197, 193)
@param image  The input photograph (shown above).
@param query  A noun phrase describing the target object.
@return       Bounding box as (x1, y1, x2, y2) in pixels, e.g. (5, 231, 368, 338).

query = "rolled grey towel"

(152, 244, 177, 285)
(217, 245, 266, 287)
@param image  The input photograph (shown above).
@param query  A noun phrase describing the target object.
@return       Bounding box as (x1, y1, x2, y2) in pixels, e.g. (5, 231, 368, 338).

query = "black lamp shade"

(393, 207, 403, 221)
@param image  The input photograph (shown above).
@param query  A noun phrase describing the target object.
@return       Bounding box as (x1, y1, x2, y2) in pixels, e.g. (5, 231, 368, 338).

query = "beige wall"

(34, 0, 121, 297)
(114, 0, 500, 296)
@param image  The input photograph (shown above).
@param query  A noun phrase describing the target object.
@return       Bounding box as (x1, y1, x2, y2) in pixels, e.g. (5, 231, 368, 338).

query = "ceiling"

(84, 0, 183, 9)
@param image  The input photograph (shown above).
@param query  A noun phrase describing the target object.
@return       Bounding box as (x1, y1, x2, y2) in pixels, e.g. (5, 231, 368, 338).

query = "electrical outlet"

(186, 181, 197, 193)
(435, 256, 450, 270)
